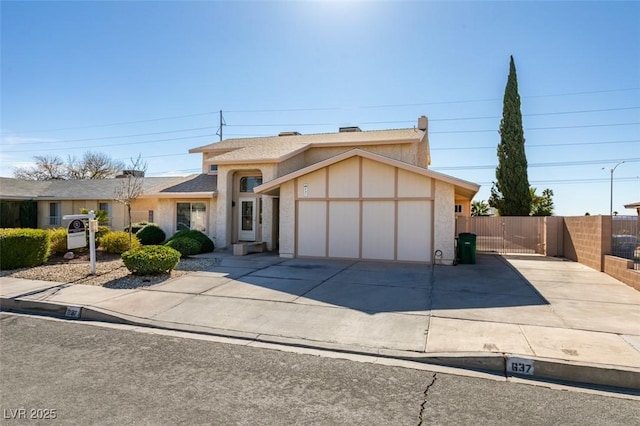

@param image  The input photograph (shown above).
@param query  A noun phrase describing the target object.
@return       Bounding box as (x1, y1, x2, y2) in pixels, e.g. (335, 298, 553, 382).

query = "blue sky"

(1, 1, 639, 216)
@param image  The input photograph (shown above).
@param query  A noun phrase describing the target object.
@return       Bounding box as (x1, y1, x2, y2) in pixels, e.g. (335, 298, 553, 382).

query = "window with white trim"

(454, 204, 463, 214)
(177, 202, 206, 232)
(99, 202, 112, 226)
(49, 202, 61, 226)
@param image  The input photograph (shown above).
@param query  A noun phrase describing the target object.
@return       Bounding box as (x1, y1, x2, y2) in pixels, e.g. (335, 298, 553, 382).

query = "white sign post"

(63, 210, 97, 275)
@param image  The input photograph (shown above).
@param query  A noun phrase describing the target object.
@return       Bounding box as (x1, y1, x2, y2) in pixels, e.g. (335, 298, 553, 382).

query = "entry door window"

(176, 202, 206, 232)
(238, 197, 256, 241)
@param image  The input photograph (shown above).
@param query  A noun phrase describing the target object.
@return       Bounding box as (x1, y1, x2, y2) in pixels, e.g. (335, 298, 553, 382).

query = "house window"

(49, 202, 61, 226)
(209, 164, 218, 174)
(454, 204, 463, 214)
(176, 202, 206, 232)
(240, 176, 263, 193)
(99, 202, 112, 226)
(148, 210, 154, 223)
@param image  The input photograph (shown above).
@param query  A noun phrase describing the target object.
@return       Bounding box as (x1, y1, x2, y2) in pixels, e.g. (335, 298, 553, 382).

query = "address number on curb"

(65, 306, 81, 319)
(507, 356, 535, 375)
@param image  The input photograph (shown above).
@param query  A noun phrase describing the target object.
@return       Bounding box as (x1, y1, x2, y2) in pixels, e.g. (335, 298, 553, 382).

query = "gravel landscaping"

(0, 251, 219, 289)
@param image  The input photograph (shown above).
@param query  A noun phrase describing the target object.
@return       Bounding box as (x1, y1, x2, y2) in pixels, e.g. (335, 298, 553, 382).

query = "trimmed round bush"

(136, 224, 166, 245)
(165, 237, 201, 258)
(124, 221, 156, 235)
(100, 231, 141, 254)
(0, 228, 51, 270)
(168, 229, 214, 254)
(95, 226, 111, 248)
(121, 245, 180, 275)
(49, 228, 68, 254)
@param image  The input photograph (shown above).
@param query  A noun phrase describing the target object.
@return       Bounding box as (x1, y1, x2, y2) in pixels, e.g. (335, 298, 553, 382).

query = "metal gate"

(456, 216, 546, 254)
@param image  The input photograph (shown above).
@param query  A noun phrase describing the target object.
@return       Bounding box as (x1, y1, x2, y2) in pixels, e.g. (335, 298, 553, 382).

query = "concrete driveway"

(3, 251, 639, 375)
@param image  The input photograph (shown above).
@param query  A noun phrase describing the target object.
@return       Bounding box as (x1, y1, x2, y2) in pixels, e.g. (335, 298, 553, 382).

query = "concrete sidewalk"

(1, 252, 639, 391)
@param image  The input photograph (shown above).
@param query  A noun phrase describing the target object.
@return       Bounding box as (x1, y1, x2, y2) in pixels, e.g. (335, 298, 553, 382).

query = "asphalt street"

(1, 313, 638, 425)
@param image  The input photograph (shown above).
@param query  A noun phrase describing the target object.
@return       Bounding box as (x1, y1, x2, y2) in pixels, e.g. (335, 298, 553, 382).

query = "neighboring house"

(624, 201, 640, 216)
(0, 175, 206, 230)
(0, 116, 480, 263)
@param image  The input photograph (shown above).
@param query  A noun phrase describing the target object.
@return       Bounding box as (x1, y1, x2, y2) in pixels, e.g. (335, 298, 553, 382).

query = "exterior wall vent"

(278, 131, 301, 136)
(339, 126, 361, 132)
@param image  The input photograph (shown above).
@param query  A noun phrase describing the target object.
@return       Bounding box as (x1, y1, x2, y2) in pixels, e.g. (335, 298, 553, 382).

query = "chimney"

(418, 116, 428, 131)
(116, 170, 145, 178)
(339, 126, 361, 133)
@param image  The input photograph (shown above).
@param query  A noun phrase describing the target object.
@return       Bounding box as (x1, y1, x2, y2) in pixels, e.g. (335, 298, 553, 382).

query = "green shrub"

(49, 228, 68, 254)
(100, 231, 141, 254)
(168, 229, 214, 254)
(0, 228, 51, 270)
(165, 237, 201, 258)
(125, 221, 156, 235)
(121, 245, 180, 275)
(136, 224, 166, 245)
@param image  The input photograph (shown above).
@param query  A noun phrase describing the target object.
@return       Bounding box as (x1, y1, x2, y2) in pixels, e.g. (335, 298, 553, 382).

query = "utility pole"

(605, 160, 625, 216)
(216, 110, 226, 141)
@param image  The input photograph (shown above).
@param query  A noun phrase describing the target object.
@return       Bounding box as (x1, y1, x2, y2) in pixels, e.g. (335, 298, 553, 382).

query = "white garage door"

(295, 157, 434, 262)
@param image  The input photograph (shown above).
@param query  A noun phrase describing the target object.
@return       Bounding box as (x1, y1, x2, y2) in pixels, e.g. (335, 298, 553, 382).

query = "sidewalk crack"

(417, 373, 437, 426)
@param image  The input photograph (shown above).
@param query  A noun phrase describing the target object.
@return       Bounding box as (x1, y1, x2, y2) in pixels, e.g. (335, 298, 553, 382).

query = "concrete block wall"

(563, 216, 611, 271)
(604, 255, 640, 291)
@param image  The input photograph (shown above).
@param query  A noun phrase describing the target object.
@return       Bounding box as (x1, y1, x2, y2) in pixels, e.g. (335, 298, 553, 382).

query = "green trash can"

(458, 233, 477, 264)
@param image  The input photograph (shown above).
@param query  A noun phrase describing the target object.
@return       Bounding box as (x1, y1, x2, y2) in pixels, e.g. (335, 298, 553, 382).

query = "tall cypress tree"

(489, 55, 531, 216)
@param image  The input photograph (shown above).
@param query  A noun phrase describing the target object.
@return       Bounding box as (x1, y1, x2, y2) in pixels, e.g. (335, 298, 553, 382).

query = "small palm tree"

(471, 200, 490, 216)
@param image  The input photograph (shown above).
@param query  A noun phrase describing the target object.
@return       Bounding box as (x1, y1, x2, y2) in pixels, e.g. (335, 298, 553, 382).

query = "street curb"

(2, 297, 639, 393)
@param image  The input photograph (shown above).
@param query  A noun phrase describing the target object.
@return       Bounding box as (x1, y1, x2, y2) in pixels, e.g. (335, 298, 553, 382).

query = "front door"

(238, 197, 256, 241)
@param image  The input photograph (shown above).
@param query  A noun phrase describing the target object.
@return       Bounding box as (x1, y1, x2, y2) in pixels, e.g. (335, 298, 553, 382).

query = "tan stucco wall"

(434, 181, 456, 264)
(278, 180, 295, 258)
(454, 197, 471, 217)
(303, 144, 419, 167)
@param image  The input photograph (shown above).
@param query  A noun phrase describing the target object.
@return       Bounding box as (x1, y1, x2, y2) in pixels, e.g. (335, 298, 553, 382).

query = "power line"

(5, 87, 639, 134)
(4, 120, 638, 152)
(430, 122, 640, 134)
(432, 157, 640, 171)
(0, 112, 218, 135)
(5, 133, 219, 153)
(476, 176, 639, 186)
(3, 126, 218, 146)
(431, 139, 640, 151)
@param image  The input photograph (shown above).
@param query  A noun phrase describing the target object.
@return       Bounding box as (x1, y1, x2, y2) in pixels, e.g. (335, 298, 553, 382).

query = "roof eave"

(139, 192, 217, 199)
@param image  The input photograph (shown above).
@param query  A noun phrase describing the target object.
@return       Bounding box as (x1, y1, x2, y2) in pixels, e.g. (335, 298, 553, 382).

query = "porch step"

(233, 242, 267, 256)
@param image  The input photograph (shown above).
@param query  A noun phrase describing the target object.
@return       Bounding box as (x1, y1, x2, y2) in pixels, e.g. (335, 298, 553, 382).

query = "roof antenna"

(216, 110, 226, 141)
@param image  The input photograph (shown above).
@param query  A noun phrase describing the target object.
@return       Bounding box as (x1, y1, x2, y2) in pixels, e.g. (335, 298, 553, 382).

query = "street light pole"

(609, 160, 625, 216)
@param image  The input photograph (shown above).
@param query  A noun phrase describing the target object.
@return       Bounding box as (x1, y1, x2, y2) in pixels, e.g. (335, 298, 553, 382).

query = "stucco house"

(0, 116, 479, 264)
(186, 116, 479, 263)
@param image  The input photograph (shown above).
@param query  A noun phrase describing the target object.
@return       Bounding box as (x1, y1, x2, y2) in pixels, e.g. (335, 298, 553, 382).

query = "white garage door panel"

(298, 201, 327, 257)
(328, 201, 360, 258)
(362, 201, 395, 260)
(397, 201, 431, 262)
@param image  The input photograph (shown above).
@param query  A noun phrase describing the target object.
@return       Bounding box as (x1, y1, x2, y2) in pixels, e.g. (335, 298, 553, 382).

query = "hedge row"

(0, 228, 51, 270)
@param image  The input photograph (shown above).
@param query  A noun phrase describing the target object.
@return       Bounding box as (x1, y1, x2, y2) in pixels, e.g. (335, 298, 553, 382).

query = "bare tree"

(113, 155, 147, 247)
(67, 151, 125, 179)
(13, 155, 67, 180)
(13, 151, 124, 180)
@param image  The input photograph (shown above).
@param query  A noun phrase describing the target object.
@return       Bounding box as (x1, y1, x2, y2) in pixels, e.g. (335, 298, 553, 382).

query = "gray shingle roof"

(0, 175, 216, 200)
(189, 128, 424, 163)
